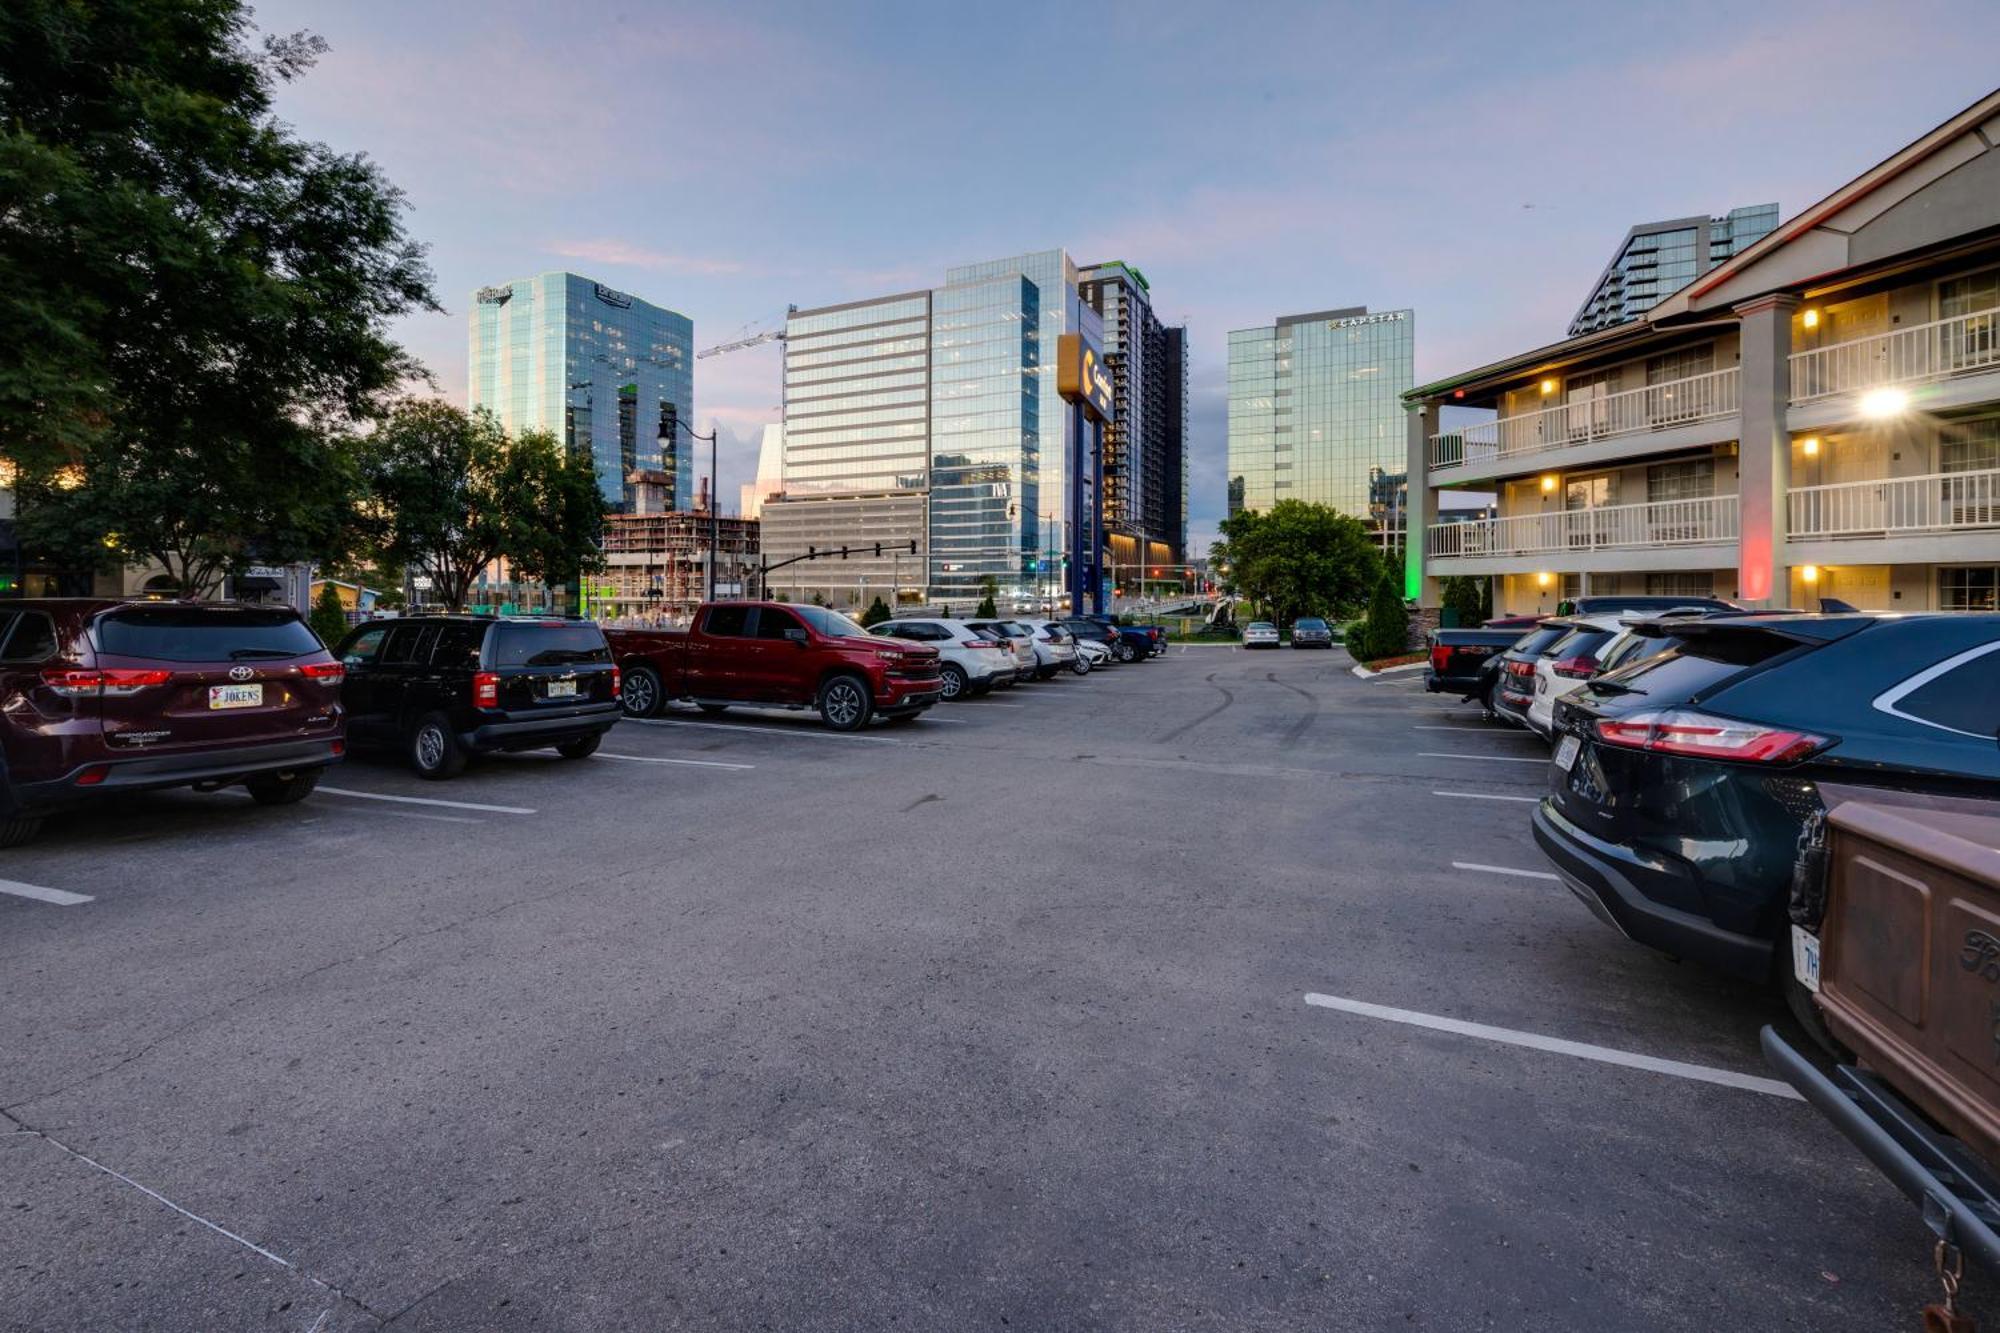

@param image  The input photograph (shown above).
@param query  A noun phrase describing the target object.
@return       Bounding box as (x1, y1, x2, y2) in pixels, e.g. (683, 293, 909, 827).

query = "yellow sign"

(1056, 332, 1114, 423)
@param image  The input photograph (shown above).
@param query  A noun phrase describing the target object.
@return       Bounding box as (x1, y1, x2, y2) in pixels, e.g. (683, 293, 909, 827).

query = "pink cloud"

(548, 239, 750, 278)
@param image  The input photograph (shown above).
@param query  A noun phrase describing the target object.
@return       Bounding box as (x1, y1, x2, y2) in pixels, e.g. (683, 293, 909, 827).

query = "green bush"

(1353, 571, 1409, 661)
(308, 580, 349, 648)
(860, 595, 891, 627)
(974, 593, 997, 618)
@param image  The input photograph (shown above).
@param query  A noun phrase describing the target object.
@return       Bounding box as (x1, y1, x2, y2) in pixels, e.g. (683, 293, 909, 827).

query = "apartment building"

(1405, 90, 2000, 617)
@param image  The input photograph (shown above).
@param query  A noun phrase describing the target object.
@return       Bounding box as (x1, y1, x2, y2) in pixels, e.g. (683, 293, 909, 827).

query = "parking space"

(0, 649, 1969, 1329)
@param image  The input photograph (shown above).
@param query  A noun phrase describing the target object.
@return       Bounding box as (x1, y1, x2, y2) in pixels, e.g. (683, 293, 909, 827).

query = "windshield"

(489, 622, 610, 667)
(790, 604, 868, 639)
(1295, 619, 1327, 630)
(1248, 622, 1275, 631)
(96, 608, 322, 662)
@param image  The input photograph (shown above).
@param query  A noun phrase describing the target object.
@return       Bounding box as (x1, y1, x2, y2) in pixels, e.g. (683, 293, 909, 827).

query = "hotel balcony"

(1788, 466, 2000, 566)
(1426, 367, 1739, 484)
(1427, 494, 1740, 575)
(1789, 304, 2000, 426)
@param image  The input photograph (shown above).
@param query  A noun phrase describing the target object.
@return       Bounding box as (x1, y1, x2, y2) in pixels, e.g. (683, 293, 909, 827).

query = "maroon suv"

(0, 600, 346, 846)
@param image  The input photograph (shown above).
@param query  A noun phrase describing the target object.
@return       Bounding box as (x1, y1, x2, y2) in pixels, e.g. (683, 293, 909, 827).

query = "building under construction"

(598, 471, 759, 619)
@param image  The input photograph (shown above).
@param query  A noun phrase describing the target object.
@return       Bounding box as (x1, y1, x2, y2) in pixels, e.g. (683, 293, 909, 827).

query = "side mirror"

(783, 627, 809, 645)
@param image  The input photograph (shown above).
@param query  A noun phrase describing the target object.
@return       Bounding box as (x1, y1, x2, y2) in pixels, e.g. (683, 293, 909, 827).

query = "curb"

(1349, 661, 1428, 679)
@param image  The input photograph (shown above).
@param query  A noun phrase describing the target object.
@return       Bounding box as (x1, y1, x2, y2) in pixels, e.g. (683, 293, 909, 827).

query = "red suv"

(0, 600, 345, 846)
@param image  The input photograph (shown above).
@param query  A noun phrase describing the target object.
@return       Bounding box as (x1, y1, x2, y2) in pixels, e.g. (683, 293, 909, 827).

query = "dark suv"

(335, 616, 621, 778)
(0, 600, 345, 846)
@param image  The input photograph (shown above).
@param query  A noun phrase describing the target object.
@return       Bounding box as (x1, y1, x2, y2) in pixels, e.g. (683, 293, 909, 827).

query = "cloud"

(548, 239, 749, 277)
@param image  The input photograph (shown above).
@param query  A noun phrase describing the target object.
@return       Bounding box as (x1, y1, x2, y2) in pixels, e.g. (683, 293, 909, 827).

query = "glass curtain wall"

(927, 275, 1038, 604)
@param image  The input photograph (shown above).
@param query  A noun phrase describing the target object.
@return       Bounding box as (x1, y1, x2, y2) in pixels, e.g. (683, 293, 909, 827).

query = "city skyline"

(246, 0, 2000, 559)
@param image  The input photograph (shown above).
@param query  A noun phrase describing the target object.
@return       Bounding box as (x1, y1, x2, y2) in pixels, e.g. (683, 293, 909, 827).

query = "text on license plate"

(546, 679, 578, 698)
(1553, 734, 1581, 771)
(208, 683, 263, 710)
(1791, 925, 1821, 993)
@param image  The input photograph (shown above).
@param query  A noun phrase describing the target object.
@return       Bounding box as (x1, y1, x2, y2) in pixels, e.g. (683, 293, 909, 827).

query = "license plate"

(208, 683, 262, 710)
(1465, 646, 1492, 656)
(546, 679, 578, 698)
(1791, 925, 1821, 993)
(1553, 733, 1581, 771)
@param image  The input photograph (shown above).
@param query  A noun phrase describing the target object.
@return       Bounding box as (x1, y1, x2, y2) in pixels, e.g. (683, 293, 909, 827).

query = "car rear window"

(1881, 645, 2000, 739)
(1513, 627, 1567, 656)
(1545, 628, 1616, 660)
(488, 623, 610, 668)
(1603, 631, 1797, 700)
(96, 608, 321, 662)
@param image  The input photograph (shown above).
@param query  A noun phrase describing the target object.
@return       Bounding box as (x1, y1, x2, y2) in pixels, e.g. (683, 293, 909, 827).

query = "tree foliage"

(309, 579, 349, 648)
(1, 0, 434, 586)
(1353, 570, 1411, 661)
(860, 596, 891, 627)
(1441, 575, 1491, 627)
(1212, 501, 1384, 628)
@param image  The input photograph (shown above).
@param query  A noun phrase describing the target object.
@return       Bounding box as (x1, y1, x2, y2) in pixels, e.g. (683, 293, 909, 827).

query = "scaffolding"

(598, 471, 760, 619)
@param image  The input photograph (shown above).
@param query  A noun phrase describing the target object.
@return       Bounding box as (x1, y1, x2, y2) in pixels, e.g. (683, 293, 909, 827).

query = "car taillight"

(1552, 655, 1599, 680)
(41, 667, 105, 696)
(1430, 645, 1451, 671)
(330, 740, 346, 758)
(610, 666, 621, 699)
(301, 662, 345, 683)
(962, 640, 999, 649)
(473, 671, 500, 708)
(1592, 709, 1828, 764)
(75, 764, 111, 786)
(102, 669, 174, 695)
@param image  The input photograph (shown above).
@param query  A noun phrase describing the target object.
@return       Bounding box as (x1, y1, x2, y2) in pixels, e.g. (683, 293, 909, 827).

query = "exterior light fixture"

(1802, 308, 1820, 329)
(1540, 474, 1558, 494)
(1860, 387, 1910, 419)
(1800, 565, 1820, 585)
(1539, 379, 1558, 396)
(1801, 437, 1820, 457)
(1536, 571, 1554, 589)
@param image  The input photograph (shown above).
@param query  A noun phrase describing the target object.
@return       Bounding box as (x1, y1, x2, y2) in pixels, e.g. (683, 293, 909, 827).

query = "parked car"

(1486, 620, 1571, 727)
(611, 602, 943, 730)
(338, 616, 621, 777)
(1535, 613, 2000, 1012)
(1565, 594, 1740, 615)
(965, 620, 1041, 683)
(1006, 620, 1079, 679)
(1058, 617, 1125, 663)
(1243, 621, 1280, 649)
(1291, 617, 1334, 649)
(0, 600, 346, 845)
(1079, 614, 1158, 663)
(1524, 613, 1631, 737)
(1425, 624, 1526, 696)
(1069, 634, 1110, 673)
(870, 616, 1012, 701)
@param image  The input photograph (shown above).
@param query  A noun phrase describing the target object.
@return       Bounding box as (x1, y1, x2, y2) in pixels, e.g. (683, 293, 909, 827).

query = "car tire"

(1114, 640, 1137, 663)
(0, 815, 44, 849)
(1070, 655, 1091, 675)
(621, 665, 664, 718)
(245, 767, 322, 806)
(556, 734, 600, 760)
(938, 663, 968, 701)
(818, 674, 872, 731)
(410, 712, 467, 780)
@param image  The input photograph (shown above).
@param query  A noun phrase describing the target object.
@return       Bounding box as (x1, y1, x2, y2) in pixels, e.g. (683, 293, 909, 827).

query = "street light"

(661, 416, 722, 600)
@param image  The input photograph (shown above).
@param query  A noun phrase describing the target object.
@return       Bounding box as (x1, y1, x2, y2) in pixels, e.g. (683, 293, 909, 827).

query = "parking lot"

(1, 648, 1969, 1330)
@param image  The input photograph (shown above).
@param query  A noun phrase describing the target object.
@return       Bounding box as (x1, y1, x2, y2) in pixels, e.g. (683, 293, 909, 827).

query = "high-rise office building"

(468, 273, 693, 512)
(1227, 307, 1415, 521)
(1568, 204, 1780, 336)
(1080, 261, 1188, 568)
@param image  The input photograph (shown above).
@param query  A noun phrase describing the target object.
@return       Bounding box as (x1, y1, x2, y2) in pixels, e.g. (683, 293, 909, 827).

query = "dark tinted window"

(755, 608, 803, 640)
(1296, 618, 1328, 630)
(0, 612, 55, 663)
(1513, 627, 1567, 657)
(430, 623, 487, 670)
(380, 623, 430, 666)
(1546, 629, 1616, 660)
(1889, 651, 2000, 738)
(342, 626, 390, 664)
(704, 606, 751, 637)
(489, 623, 611, 667)
(97, 608, 319, 662)
(1605, 633, 1795, 701)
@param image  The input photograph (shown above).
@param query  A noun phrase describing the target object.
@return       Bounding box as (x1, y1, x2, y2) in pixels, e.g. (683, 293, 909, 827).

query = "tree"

(1441, 575, 1491, 627)
(974, 576, 998, 619)
(309, 579, 349, 648)
(1355, 570, 1410, 661)
(1214, 501, 1383, 627)
(860, 596, 891, 627)
(495, 431, 606, 608)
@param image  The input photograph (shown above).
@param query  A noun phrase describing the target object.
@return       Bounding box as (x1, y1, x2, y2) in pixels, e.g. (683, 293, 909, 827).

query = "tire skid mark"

(1155, 671, 1235, 743)
(1264, 671, 1320, 747)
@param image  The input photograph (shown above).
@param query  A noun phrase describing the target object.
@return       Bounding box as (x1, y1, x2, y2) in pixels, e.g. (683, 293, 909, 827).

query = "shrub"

(309, 580, 349, 648)
(860, 596, 891, 627)
(1355, 571, 1409, 661)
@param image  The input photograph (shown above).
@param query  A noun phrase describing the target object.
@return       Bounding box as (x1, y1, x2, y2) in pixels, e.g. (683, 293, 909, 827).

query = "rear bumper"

(1493, 687, 1532, 728)
(10, 738, 343, 813)
(463, 704, 621, 751)
(1532, 799, 1773, 981)
(1424, 670, 1484, 693)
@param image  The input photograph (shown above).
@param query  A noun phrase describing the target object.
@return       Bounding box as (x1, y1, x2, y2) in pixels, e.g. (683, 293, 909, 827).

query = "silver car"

(1243, 621, 1280, 649)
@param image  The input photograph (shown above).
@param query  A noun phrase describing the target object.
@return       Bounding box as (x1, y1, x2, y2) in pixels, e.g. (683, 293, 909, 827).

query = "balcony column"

(1405, 399, 1441, 607)
(1733, 293, 1798, 605)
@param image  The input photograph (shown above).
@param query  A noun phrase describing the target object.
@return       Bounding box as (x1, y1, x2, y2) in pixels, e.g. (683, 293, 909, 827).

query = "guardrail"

(1429, 494, 1739, 558)
(1789, 467, 2000, 537)
(1791, 305, 2000, 403)
(1428, 367, 1739, 472)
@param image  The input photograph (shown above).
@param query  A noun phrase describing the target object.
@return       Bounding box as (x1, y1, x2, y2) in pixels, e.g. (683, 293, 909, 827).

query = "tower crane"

(697, 328, 786, 359)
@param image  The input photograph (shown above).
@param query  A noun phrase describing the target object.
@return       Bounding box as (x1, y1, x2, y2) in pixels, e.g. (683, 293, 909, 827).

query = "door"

(687, 604, 754, 698)
(750, 606, 813, 703)
(337, 624, 393, 740)
(374, 622, 435, 731)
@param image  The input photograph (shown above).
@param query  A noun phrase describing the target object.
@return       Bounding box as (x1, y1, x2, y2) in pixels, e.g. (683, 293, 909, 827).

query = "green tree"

(1214, 501, 1383, 628)
(974, 576, 998, 619)
(1355, 570, 1410, 661)
(1441, 575, 1490, 627)
(498, 431, 606, 610)
(309, 579, 349, 647)
(860, 595, 891, 627)
(2, 2, 434, 583)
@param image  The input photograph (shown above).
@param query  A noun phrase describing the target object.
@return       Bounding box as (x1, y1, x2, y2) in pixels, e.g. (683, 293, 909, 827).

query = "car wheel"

(1114, 640, 1137, 663)
(938, 663, 968, 701)
(818, 674, 872, 731)
(1070, 655, 1091, 675)
(697, 703, 729, 716)
(556, 734, 601, 760)
(621, 665, 663, 718)
(245, 767, 322, 806)
(410, 712, 467, 780)
(0, 815, 44, 849)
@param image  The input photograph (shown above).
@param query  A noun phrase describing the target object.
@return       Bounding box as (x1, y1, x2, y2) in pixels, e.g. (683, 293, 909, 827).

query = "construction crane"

(697, 328, 786, 359)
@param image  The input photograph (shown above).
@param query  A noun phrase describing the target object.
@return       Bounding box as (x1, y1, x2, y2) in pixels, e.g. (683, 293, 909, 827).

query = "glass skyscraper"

(1227, 307, 1415, 519)
(468, 272, 693, 511)
(1568, 204, 1780, 336)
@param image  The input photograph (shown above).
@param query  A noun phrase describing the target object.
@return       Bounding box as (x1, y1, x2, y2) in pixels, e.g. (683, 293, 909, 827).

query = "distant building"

(1080, 261, 1190, 574)
(1227, 307, 1415, 520)
(598, 469, 758, 619)
(468, 272, 693, 512)
(1568, 205, 1780, 337)
(739, 424, 784, 520)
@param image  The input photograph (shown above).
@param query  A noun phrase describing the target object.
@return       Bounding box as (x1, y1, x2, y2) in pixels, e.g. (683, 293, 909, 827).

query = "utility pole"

(662, 416, 721, 601)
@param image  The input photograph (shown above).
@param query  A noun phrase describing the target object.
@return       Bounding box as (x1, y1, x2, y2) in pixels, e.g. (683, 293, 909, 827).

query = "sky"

(248, 0, 2000, 558)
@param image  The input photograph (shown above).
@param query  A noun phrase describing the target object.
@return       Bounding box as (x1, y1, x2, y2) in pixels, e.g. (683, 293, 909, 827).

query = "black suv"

(335, 616, 621, 778)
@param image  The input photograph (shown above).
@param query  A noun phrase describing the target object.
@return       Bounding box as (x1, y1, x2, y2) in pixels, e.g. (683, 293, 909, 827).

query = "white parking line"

(1452, 860, 1561, 881)
(598, 752, 753, 770)
(1413, 725, 1538, 734)
(627, 717, 897, 743)
(0, 879, 92, 906)
(1417, 752, 1545, 764)
(1434, 791, 1540, 804)
(315, 786, 537, 815)
(1303, 993, 1802, 1101)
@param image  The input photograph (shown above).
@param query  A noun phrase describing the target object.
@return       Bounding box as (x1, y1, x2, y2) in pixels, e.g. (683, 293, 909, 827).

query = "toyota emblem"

(229, 665, 255, 681)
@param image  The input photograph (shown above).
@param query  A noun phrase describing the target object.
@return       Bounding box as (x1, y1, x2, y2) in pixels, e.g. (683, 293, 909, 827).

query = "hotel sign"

(475, 285, 513, 305)
(593, 283, 634, 309)
(1056, 331, 1114, 423)
(1328, 311, 1407, 330)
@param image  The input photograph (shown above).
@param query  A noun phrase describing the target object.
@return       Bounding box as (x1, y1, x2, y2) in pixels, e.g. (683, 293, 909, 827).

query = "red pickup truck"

(606, 602, 944, 731)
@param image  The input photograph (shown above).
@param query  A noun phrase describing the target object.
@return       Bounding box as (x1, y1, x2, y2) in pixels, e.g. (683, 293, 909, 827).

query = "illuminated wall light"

(1539, 379, 1558, 396)
(1536, 571, 1553, 589)
(1540, 474, 1558, 494)
(1802, 308, 1820, 329)
(1860, 387, 1909, 419)
(1801, 437, 1820, 457)
(1800, 565, 1820, 585)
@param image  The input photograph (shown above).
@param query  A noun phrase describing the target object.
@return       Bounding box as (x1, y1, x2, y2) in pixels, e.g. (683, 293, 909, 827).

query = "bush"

(1353, 571, 1409, 661)
(860, 595, 891, 627)
(308, 580, 349, 648)
(974, 593, 997, 618)
(1441, 575, 1490, 628)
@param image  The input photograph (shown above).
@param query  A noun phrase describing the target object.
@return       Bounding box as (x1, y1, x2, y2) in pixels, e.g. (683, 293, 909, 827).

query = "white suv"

(872, 618, 1013, 700)
(1526, 613, 1631, 737)
(1011, 620, 1080, 679)
(969, 619, 1061, 681)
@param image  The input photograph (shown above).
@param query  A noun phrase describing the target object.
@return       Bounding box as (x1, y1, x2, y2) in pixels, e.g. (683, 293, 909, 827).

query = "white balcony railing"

(1789, 467, 2000, 538)
(1427, 367, 1739, 473)
(1429, 494, 1739, 559)
(1790, 305, 2000, 404)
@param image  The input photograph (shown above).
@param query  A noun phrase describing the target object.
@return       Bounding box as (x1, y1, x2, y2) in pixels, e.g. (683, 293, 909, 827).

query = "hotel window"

(1645, 344, 1716, 385)
(1645, 572, 1715, 598)
(1940, 271, 2000, 370)
(1647, 459, 1715, 502)
(1939, 566, 1998, 611)
(1940, 418, 1999, 473)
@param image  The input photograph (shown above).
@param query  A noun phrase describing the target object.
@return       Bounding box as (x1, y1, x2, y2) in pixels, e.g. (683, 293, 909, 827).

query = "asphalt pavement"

(0, 648, 1972, 1330)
